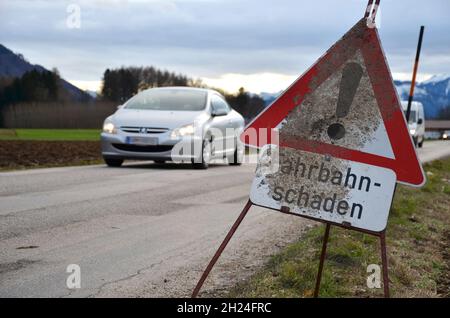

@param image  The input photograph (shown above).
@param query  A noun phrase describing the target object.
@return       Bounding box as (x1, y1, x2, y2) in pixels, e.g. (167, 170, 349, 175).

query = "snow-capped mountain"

(257, 75, 450, 119)
(395, 75, 450, 119)
(258, 91, 282, 106)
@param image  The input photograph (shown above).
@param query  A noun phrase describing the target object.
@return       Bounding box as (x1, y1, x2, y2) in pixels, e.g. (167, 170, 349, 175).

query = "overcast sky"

(1, 0, 449, 93)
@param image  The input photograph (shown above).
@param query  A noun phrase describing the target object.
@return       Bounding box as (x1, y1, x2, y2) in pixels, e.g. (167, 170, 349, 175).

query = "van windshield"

(403, 110, 417, 123)
(125, 89, 207, 111)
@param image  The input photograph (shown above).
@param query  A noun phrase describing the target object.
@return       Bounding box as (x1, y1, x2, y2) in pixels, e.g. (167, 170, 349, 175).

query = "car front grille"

(120, 126, 169, 134)
(112, 144, 174, 153)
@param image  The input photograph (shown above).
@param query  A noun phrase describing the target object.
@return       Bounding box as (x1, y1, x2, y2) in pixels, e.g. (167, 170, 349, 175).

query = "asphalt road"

(0, 140, 449, 297)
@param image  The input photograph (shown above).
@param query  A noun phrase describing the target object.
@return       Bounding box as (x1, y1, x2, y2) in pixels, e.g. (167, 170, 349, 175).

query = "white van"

(401, 101, 425, 148)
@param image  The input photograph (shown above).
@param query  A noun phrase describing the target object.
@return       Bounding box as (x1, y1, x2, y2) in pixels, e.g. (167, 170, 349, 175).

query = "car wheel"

(104, 158, 123, 167)
(193, 139, 211, 169)
(418, 138, 424, 148)
(412, 136, 418, 147)
(228, 142, 243, 166)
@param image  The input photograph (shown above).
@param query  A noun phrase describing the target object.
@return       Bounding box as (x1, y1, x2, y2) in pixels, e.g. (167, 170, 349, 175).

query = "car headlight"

(443, 134, 448, 139)
(103, 120, 117, 134)
(171, 124, 195, 139)
(409, 129, 416, 135)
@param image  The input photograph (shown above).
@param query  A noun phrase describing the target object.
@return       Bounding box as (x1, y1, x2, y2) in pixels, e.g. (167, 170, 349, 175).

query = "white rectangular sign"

(250, 148, 396, 232)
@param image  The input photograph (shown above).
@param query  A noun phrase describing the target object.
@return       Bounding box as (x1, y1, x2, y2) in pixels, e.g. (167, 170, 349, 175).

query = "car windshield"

(125, 89, 207, 111)
(403, 110, 416, 123)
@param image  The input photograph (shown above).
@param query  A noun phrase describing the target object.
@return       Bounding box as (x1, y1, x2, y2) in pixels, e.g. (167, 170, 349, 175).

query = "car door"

(210, 94, 233, 157)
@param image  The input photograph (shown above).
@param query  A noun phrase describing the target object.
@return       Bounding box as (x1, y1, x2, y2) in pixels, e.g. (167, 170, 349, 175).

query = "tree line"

(0, 65, 268, 128)
(224, 87, 266, 122)
(0, 69, 60, 106)
(100, 66, 266, 122)
(2, 65, 450, 126)
(101, 66, 193, 103)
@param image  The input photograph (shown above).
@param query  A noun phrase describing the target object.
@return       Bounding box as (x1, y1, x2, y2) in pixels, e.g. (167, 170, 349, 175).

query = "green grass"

(228, 158, 450, 298)
(0, 129, 101, 141)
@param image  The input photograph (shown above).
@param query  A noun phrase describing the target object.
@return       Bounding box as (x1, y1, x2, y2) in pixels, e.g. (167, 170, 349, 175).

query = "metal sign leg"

(380, 230, 390, 298)
(314, 223, 331, 298)
(191, 199, 253, 298)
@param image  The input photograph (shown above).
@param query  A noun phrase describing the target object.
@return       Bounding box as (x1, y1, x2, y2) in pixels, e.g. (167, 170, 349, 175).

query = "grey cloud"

(0, 0, 449, 82)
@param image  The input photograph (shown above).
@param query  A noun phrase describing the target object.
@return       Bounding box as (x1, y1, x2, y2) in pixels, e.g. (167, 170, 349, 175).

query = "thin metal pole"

(364, 0, 380, 25)
(191, 199, 253, 298)
(380, 230, 390, 298)
(314, 223, 331, 298)
(364, 0, 375, 18)
(406, 26, 425, 122)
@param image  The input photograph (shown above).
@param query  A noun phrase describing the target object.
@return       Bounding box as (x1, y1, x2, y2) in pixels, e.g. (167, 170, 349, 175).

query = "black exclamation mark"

(327, 62, 363, 140)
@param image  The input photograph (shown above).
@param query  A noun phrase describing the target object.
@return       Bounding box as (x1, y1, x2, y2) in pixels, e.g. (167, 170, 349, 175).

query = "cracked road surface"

(0, 140, 449, 297)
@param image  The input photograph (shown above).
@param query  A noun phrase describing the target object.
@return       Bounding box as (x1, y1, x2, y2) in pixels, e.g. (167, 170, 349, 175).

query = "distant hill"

(257, 91, 281, 106)
(85, 90, 98, 99)
(0, 44, 92, 102)
(257, 75, 450, 120)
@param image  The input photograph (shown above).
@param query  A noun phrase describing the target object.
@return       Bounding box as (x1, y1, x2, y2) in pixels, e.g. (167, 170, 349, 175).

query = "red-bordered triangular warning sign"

(242, 18, 425, 187)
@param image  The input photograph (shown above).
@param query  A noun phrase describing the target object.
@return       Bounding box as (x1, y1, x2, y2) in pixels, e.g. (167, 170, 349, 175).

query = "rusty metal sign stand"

(191, 199, 390, 298)
(312, 221, 390, 298)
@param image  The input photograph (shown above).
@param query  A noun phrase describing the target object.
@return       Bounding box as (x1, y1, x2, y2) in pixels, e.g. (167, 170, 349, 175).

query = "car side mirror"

(417, 118, 423, 125)
(117, 104, 124, 110)
(212, 108, 228, 117)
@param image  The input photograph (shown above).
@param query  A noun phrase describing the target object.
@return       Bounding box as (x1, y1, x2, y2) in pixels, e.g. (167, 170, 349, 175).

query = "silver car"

(101, 87, 245, 169)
